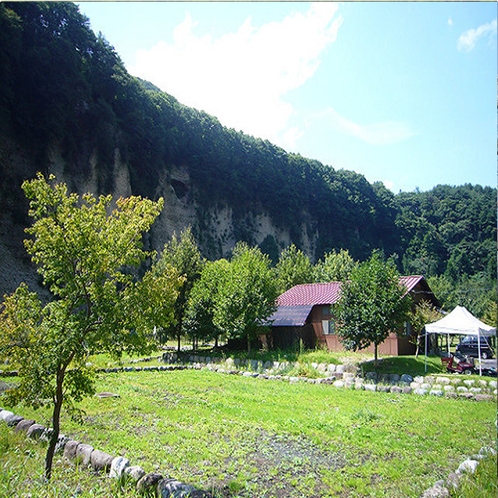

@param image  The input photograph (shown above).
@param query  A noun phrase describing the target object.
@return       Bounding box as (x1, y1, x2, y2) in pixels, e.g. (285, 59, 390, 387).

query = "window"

(404, 321, 412, 336)
(322, 319, 335, 335)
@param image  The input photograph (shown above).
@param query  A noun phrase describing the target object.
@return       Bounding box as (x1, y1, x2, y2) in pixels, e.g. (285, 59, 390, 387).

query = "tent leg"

(424, 330, 428, 373)
(478, 333, 482, 376)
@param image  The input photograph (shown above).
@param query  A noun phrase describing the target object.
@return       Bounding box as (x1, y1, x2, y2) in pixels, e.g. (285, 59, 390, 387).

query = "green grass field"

(1, 366, 496, 497)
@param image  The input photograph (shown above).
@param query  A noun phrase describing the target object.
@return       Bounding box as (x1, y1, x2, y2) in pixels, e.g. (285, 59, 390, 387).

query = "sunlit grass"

(3, 368, 495, 497)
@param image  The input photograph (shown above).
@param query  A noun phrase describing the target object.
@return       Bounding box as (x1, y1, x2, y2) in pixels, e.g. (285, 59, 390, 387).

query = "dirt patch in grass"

(209, 430, 347, 497)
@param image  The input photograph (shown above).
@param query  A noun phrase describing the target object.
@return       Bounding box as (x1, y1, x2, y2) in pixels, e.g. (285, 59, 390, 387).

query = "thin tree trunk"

(247, 334, 251, 354)
(415, 334, 421, 358)
(374, 344, 378, 367)
(176, 315, 184, 353)
(45, 370, 64, 480)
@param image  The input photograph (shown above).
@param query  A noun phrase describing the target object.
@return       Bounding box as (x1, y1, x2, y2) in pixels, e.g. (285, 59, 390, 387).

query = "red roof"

(277, 282, 342, 306)
(399, 275, 424, 297)
(277, 276, 425, 307)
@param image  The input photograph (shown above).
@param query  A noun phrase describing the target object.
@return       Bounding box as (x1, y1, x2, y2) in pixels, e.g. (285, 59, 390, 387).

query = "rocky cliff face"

(0, 136, 318, 297)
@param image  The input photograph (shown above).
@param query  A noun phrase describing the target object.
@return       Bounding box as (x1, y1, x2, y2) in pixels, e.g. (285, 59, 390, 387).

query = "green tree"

(217, 243, 278, 352)
(314, 248, 357, 282)
(410, 300, 443, 357)
(157, 227, 204, 351)
(336, 251, 411, 364)
(0, 174, 181, 480)
(184, 259, 229, 349)
(274, 244, 314, 294)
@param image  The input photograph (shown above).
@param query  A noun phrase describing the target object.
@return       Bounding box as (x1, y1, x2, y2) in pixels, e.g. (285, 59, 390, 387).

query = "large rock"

(420, 483, 449, 497)
(75, 443, 94, 467)
(109, 456, 130, 478)
(4, 413, 24, 427)
(137, 472, 163, 494)
(479, 445, 497, 457)
(445, 472, 461, 490)
(157, 478, 196, 497)
(0, 410, 14, 422)
(474, 394, 494, 402)
(125, 465, 146, 481)
(63, 440, 81, 461)
(26, 423, 46, 440)
(90, 449, 114, 471)
(15, 419, 35, 432)
(157, 479, 212, 498)
(456, 458, 479, 474)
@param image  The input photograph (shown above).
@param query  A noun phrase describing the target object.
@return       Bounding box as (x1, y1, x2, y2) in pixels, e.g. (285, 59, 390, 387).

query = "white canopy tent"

(424, 306, 496, 375)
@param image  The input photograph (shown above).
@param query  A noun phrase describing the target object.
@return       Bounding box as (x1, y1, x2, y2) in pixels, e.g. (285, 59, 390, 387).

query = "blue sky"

(77, 2, 497, 193)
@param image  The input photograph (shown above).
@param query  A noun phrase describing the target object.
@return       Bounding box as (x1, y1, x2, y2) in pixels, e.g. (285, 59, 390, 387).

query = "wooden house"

(269, 275, 439, 356)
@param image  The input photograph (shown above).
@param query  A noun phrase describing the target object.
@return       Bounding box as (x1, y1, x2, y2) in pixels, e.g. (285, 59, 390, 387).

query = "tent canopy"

(425, 305, 496, 337)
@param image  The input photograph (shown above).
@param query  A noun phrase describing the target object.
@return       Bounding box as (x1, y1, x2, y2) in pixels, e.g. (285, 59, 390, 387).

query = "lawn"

(1, 368, 495, 497)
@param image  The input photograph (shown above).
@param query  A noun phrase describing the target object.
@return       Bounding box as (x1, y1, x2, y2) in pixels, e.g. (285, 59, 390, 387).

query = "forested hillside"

(0, 2, 495, 317)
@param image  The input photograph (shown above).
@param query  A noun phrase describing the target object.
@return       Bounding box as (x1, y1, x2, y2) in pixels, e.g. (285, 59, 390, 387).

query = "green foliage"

(217, 243, 278, 351)
(314, 248, 357, 282)
(428, 273, 496, 320)
(274, 244, 314, 294)
(155, 227, 204, 350)
(0, 174, 181, 479)
(184, 259, 229, 347)
(0, 2, 496, 318)
(186, 243, 278, 352)
(409, 300, 443, 355)
(336, 251, 412, 362)
(397, 185, 496, 280)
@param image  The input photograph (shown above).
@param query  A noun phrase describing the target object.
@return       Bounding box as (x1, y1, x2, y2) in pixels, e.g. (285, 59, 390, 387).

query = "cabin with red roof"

(268, 275, 438, 355)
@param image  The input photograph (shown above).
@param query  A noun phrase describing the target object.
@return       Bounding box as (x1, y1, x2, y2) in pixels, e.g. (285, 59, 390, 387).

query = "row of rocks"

(0, 407, 211, 497)
(160, 354, 497, 401)
(5, 355, 495, 402)
(1, 364, 189, 377)
(421, 445, 497, 497)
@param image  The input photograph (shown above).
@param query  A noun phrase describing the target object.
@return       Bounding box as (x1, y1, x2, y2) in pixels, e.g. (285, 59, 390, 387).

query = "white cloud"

(457, 19, 497, 52)
(130, 3, 343, 150)
(448, 17, 453, 27)
(317, 107, 416, 146)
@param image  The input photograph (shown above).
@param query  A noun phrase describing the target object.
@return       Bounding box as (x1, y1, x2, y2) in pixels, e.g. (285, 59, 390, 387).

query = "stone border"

(0, 407, 212, 497)
(420, 445, 497, 498)
(158, 353, 497, 401)
(3, 355, 496, 402)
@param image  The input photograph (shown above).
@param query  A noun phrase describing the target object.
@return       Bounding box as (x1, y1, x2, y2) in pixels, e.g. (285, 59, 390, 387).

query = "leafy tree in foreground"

(0, 174, 182, 480)
(336, 251, 411, 365)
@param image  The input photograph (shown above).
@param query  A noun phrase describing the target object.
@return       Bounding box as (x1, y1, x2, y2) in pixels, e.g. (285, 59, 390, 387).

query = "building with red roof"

(269, 276, 438, 355)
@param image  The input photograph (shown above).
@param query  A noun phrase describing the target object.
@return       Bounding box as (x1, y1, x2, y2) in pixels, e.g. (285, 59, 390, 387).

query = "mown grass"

(2, 368, 495, 497)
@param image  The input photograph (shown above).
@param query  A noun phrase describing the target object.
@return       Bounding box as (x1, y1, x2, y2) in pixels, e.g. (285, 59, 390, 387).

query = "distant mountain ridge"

(0, 2, 495, 300)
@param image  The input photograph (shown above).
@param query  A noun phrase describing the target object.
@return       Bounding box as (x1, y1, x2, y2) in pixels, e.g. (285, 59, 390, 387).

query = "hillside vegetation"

(0, 2, 495, 317)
